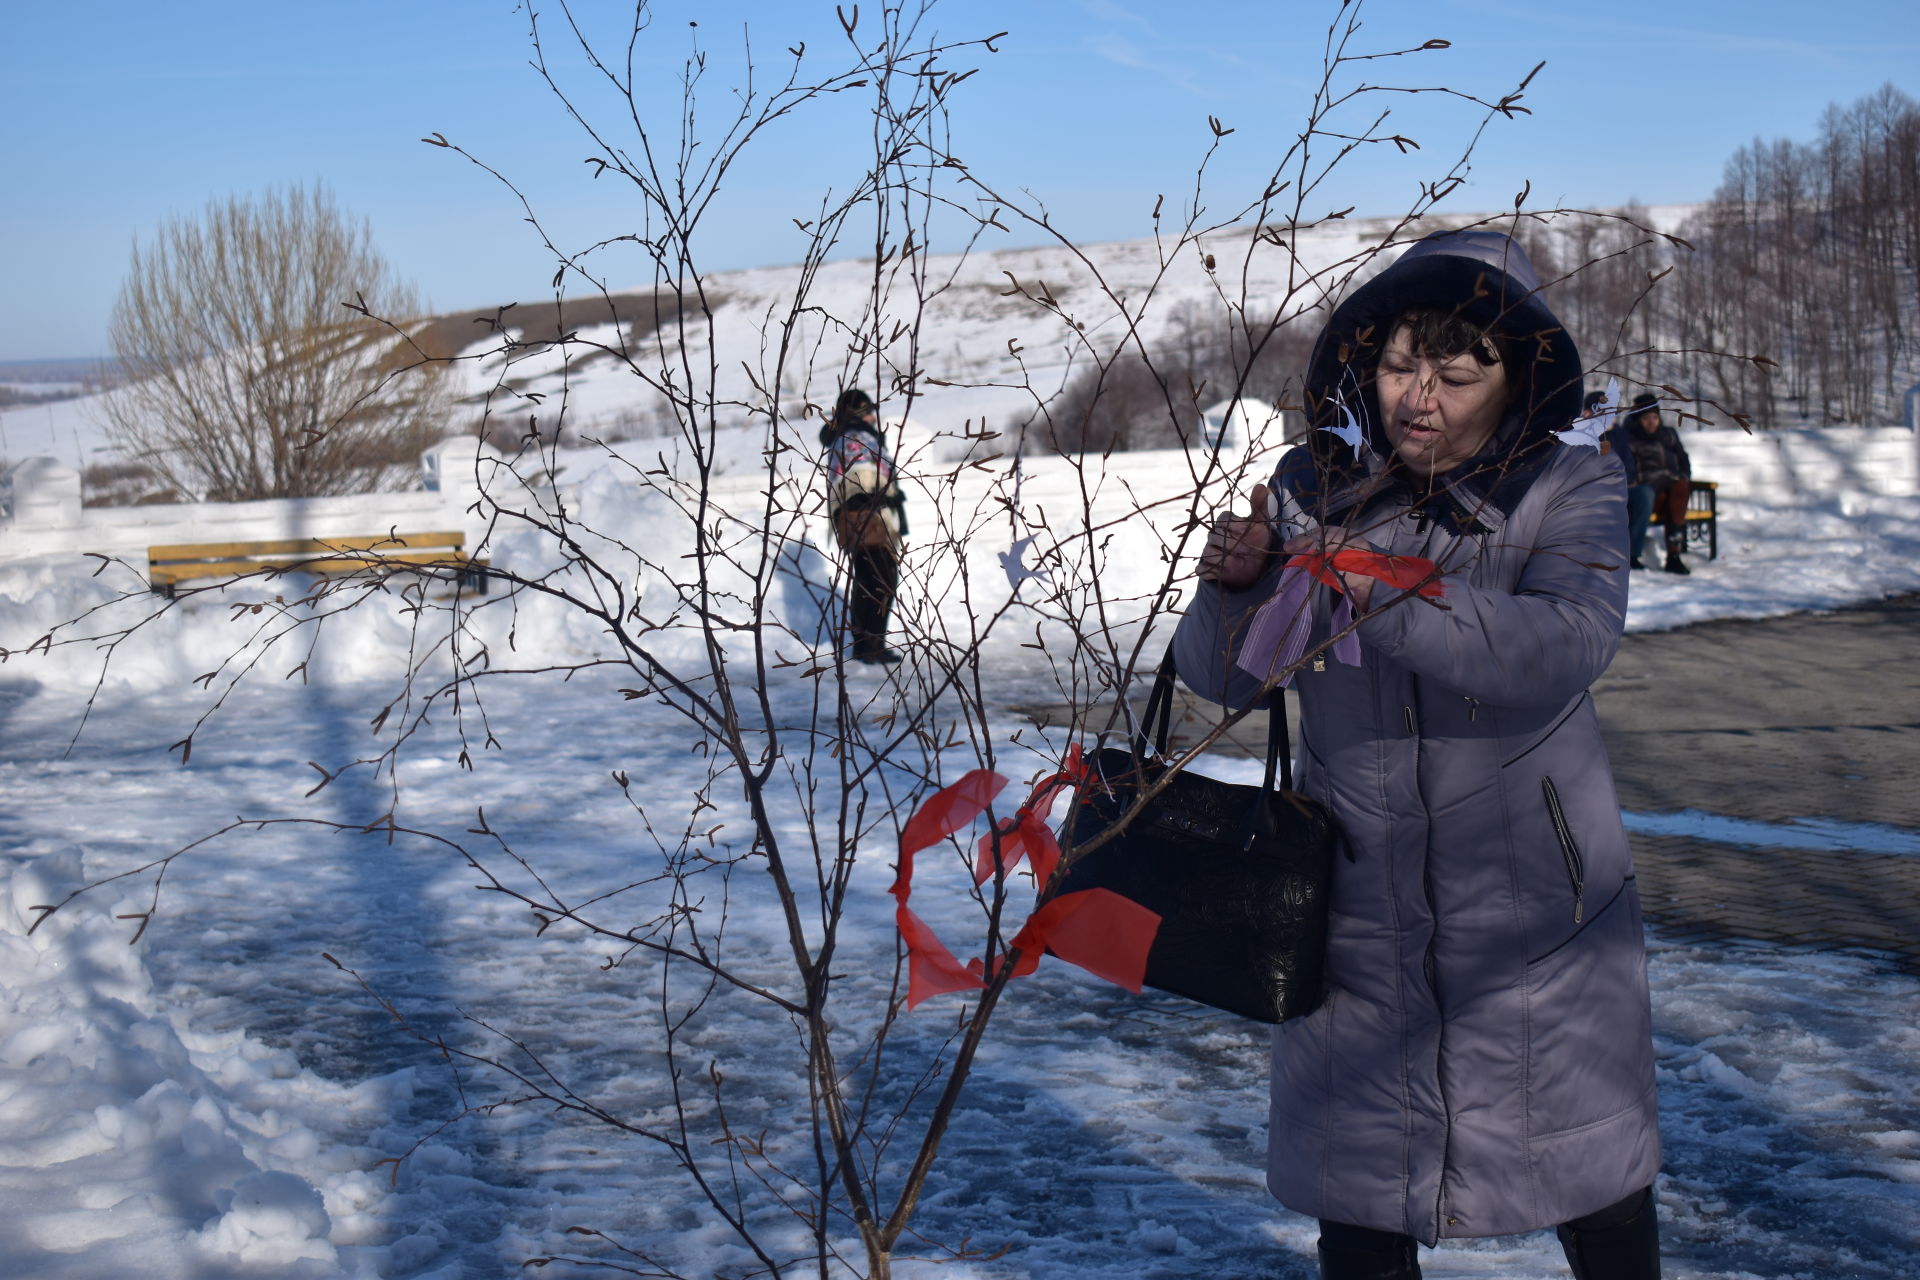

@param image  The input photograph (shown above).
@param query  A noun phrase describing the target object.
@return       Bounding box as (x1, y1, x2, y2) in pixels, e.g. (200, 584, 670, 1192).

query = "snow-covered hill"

(0, 204, 1710, 477)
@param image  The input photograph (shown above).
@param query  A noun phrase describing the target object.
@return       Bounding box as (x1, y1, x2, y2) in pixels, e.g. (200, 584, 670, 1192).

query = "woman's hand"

(1198, 483, 1276, 590)
(1283, 527, 1380, 610)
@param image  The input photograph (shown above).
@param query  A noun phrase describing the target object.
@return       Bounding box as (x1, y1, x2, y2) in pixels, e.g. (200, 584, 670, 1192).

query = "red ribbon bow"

(970, 745, 1088, 891)
(1288, 548, 1446, 598)
(889, 745, 1160, 1009)
(889, 770, 1006, 1008)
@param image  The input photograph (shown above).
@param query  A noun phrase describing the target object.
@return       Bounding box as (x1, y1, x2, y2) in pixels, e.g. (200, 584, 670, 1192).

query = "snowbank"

(0, 849, 366, 1277)
(5, 421, 1917, 707)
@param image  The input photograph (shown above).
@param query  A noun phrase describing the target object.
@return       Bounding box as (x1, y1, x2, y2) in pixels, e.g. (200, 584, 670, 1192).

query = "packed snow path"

(2, 598, 1918, 1277)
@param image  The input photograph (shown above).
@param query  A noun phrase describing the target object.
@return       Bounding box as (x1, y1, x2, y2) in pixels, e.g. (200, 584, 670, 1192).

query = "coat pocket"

(1500, 693, 1590, 770)
(1522, 881, 1656, 1136)
(1540, 776, 1586, 925)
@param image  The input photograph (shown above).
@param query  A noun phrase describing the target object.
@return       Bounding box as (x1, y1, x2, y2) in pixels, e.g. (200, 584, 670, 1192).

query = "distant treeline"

(1041, 84, 1919, 451)
(0, 359, 122, 417)
(0, 357, 121, 385)
(1034, 298, 1317, 454)
(1528, 83, 1920, 429)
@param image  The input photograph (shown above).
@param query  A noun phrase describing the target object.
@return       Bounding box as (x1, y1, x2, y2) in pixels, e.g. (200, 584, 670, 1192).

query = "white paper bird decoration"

(1555, 376, 1620, 450)
(999, 536, 1051, 594)
(1318, 389, 1367, 453)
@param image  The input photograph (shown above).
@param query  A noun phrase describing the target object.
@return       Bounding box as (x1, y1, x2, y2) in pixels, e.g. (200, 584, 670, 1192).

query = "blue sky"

(3, 0, 1915, 361)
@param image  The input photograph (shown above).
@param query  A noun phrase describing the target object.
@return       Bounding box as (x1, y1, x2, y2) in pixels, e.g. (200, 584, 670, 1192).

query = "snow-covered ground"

(2, 425, 1917, 1277)
(3, 212, 1919, 1276)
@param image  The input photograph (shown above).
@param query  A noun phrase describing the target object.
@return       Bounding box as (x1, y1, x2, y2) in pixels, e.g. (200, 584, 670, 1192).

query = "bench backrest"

(149, 531, 466, 564)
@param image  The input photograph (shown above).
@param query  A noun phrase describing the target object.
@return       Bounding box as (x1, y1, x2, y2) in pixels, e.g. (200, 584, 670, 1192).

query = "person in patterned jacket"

(821, 388, 908, 664)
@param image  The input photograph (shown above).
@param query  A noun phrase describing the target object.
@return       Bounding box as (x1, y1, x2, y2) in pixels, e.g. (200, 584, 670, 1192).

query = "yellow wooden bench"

(1647, 479, 1718, 560)
(147, 531, 488, 598)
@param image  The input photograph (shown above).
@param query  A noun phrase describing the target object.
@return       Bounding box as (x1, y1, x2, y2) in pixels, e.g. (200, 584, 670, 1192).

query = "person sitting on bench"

(1611, 392, 1693, 575)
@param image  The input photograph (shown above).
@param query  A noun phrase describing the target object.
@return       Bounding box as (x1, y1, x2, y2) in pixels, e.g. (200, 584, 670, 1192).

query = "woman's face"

(1375, 325, 1511, 478)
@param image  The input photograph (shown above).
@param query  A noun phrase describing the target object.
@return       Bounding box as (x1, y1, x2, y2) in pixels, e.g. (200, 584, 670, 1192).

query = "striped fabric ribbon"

(1236, 549, 1445, 686)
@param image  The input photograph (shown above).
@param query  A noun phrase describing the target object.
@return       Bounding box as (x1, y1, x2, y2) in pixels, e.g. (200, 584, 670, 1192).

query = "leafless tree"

(4, 4, 1714, 1276)
(101, 183, 450, 500)
(1624, 84, 1920, 428)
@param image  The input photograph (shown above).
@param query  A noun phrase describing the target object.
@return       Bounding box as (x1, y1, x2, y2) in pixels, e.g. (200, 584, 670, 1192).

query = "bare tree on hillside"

(102, 184, 449, 501)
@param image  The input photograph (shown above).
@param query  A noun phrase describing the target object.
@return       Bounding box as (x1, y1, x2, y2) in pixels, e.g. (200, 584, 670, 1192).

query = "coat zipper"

(1407, 696, 1456, 1237)
(1540, 777, 1586, 924)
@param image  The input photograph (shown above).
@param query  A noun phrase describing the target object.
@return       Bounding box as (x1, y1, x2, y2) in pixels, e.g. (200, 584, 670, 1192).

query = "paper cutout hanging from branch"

(997, 536, 1052, 594)
(1555, 376, 1620, 450)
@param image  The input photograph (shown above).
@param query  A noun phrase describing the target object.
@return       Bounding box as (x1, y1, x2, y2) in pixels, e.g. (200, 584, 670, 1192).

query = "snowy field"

(3, 213, 1920, 1276)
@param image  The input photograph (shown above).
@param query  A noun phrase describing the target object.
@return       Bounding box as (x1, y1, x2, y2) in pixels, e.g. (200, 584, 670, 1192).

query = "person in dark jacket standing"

(1609, 392, 1694, 573)
(821, 388, 907, 664)
(1176, 230, 1661, 1279)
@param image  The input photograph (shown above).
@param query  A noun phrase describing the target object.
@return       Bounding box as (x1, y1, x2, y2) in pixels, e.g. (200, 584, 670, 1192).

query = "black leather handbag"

(1053, 652, 1342, 1023)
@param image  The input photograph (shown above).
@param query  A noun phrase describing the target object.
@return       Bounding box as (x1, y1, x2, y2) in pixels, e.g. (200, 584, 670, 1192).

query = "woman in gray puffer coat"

(1173, 230, 1661, 1279)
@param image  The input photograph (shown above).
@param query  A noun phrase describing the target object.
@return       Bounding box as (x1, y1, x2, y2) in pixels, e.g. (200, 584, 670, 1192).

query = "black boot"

(1630, 556, 1646, 570)
(1662, 551, 1690, 575)
(1317, 1228, 1421, 1279)
(1556, 1187, 1661, 1280)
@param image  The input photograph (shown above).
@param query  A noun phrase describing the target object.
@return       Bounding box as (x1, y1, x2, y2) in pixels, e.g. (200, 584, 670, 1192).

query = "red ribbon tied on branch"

(1294, 548, 1447, 598)
(1238, 549, 1445, 685)
(890, 770, 1006, 1009)
(970, 745, 1087, 891)
(889, 745, 1159, 1009)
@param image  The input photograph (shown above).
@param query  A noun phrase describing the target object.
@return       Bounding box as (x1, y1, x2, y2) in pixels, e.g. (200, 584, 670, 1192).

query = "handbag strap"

(1138, 648, 1294, 792)
(1264, 685, 1294, 793)
(1135, 652, 1179, 758)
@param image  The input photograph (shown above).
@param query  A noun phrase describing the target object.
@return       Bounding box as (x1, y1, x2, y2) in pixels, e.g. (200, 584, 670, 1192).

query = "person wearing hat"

(1177, 229, 1661, 1278)
(820, 387, 908, 663)
(1610, 393, 1694, 573)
